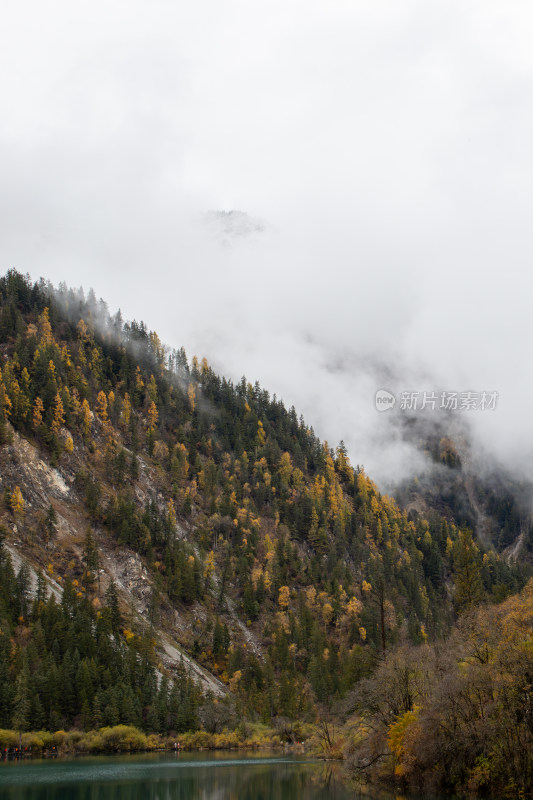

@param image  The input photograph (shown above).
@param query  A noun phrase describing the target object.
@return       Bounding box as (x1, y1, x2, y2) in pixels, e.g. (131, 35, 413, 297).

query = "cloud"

(1, 0, 533, 487)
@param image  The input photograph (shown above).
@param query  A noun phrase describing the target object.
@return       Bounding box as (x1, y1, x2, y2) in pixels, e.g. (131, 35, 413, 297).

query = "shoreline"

(0, 724, 309, 758)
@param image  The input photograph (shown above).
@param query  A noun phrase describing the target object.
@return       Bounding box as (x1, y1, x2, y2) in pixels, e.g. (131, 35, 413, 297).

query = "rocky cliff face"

(0, 422, 227, 696)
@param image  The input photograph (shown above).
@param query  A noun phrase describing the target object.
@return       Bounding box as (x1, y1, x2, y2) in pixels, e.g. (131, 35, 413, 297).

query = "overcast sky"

(1, 1, 533, 487)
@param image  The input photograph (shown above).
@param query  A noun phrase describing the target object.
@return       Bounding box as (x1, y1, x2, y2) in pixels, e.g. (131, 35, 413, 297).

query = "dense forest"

(0, 540, 200, 735)
(0, 269, 530, 794)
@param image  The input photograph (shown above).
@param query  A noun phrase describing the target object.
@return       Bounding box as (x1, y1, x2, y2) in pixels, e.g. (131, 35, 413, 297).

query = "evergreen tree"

(453, 529, 485, 614)
(12, 659, 30, 742)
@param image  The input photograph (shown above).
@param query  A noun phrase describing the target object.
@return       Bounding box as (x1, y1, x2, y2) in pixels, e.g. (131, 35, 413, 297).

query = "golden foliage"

(387, 707, 420, 777)
(33, 396, 44, 429)
(39, 308, 54, 345)
(95, 391, 108, 421)
(278, 585, 290, 609)
(187, 383, 196, 413)
(10, 485, 24, 517)
(347, 596, 363, 617)
(51, 393, 65, 435)
(81, 399, 92, 436)
(147, 401, 158, 432)
(167, 499, 177, 529)
(120, 393, 131, 428)
(203, 550, 215, 581)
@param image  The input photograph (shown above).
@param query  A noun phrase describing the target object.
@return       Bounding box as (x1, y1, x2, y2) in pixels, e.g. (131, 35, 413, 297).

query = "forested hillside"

(394, 414, 533, 554)
(0, 269, 527, 763)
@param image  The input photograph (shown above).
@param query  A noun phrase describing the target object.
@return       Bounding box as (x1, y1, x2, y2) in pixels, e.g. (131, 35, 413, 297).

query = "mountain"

(0, 269, 527, 741)
(203, 210, 267, 245)
(392, 413, 533, 555)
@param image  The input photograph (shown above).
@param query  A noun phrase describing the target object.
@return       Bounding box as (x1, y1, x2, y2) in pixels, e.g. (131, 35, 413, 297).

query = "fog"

(1, 0, 532, 488)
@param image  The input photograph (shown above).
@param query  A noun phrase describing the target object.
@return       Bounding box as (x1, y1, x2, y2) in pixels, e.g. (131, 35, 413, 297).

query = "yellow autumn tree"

(387, 707, 421, 777)
(95, 391, 108, 421)
(347, 596, 363, 617)
(167, 498, 177, 529)
(147, 375, 158, 403)
(39, 308, 54, 344)
(278, 585, 290, 609)
(151, 440, 167, 465)
(0, 381, 11, 420)
(187, 383, 196, 413)
(322, 602, 334, 626)
(203, 550, 216, 584)
(33, 397, 44, 430)
(306, 586, 317, 608)
(77, 318, 89, 341)
(10, 485, 25, 518)
(60, 344, 72, 368)
(279, 452, 293, 487)
(51, 392, 65, 435)
(120, 393, 131, 428)
(81, 399, 92, 437)
(147, 401, 158, 432)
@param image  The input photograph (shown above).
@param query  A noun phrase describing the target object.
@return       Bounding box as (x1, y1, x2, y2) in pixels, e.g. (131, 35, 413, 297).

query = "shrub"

(0, 729, 18, 749)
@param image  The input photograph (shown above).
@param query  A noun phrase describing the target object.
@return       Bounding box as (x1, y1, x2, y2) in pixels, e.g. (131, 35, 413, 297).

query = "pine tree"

(43, 504, 58, 545)
(83, 527, 99, 592)
(105, 581, 122, 635)
(12, 659, 30, 743)
(453, 529, 484, 614)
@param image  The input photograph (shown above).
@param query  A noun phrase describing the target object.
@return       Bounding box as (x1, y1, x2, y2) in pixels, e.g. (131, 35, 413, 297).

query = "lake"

(0, 752, 361, 799)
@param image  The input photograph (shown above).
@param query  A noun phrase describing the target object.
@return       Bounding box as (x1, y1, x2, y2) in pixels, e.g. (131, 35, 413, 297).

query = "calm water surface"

(0, 752, 359, 799)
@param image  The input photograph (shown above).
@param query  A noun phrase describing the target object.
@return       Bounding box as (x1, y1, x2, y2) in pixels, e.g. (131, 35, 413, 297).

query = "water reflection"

(0, 754, 355, 800)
